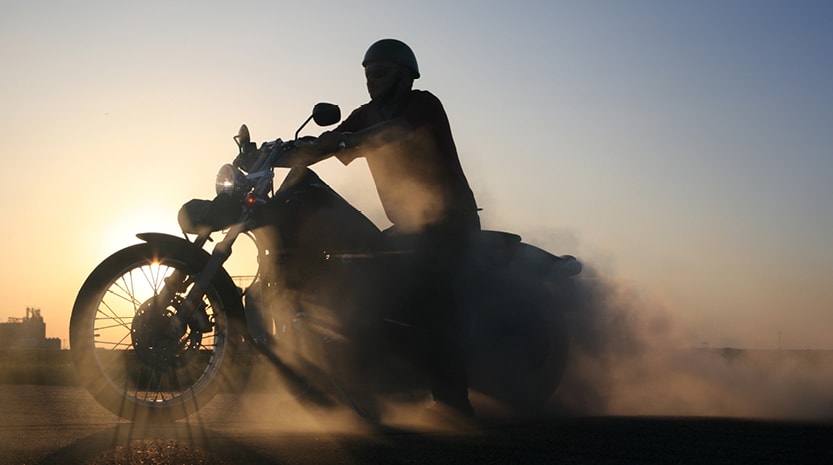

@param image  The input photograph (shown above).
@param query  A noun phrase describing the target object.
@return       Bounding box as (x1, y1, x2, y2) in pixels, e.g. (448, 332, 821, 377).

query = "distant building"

(0, 307, 61, 350)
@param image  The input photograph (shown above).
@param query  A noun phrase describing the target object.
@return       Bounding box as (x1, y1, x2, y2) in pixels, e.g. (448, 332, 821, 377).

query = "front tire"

(69, 242, 243, 422)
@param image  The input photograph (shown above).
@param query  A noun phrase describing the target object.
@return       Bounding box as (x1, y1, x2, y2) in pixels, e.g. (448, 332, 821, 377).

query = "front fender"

(134, 232, 245, 323)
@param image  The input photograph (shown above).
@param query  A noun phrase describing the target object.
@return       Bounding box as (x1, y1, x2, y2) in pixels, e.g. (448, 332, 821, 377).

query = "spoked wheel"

(70, 241, 243, 422)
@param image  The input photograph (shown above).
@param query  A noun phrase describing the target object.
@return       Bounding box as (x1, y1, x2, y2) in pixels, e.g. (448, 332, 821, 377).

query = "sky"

(1, 0, 831, 350)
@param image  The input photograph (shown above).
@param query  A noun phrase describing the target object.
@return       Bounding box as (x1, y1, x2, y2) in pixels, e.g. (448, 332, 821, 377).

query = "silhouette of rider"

(281, 39, 480, 417)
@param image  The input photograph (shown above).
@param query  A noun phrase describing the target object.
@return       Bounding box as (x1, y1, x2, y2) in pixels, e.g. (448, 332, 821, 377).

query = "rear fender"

(474, 231, 581, 279)
(511, 243, 582, 280)
(135, 233, 246, 323)
(506, 244, 584, 313)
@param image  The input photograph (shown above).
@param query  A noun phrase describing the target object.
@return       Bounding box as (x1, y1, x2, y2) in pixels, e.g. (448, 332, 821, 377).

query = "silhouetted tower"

(0, 307, 61, 349)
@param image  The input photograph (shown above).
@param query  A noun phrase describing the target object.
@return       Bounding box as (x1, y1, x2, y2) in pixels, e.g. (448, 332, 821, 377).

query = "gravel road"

(2, 385, 832, 465)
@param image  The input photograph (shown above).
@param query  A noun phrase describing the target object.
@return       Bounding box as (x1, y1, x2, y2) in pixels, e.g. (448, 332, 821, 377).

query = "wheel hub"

(131, 297, 203, 372)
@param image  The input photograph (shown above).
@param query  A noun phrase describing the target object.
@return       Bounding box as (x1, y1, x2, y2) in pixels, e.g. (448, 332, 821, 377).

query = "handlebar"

(235, 131, 353, 173)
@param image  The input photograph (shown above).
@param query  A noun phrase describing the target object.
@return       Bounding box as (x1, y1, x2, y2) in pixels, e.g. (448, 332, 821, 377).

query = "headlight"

(215, 163, 245, 195)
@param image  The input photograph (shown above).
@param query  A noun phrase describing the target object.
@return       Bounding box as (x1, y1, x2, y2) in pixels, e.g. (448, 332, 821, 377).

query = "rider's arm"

(349, 118, 412, 148)
(273, 131, 346, 167)
(275, 119, 412, 168)
(273, 141, 334, 167)
(333, 118, 414, 163)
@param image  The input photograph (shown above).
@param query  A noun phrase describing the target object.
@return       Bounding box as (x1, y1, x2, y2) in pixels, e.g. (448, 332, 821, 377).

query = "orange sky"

(1, 1, 832, 350)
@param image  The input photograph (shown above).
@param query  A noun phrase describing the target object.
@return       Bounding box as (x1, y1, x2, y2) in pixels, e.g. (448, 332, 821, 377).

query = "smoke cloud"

(220, 237, 833, 430)
(553, 261, 833, 420)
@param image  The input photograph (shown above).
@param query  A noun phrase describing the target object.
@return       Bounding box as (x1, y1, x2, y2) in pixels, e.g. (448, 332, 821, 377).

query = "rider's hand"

(275, 132, 349, 168)
(316, 130, 354, 153)
(293, 135, 318, 151)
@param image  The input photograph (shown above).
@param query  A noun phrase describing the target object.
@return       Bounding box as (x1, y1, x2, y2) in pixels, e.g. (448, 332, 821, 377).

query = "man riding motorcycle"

(279, 38, 480, 418)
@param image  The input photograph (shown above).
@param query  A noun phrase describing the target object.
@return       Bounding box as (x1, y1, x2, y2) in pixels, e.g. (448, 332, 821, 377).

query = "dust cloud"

(191, 347, 441, 434)
(203, 253, 833, 434)
(553, 262, 833, 420)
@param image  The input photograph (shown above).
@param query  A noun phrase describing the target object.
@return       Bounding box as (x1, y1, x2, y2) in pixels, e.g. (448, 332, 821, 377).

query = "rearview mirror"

(234, 124, 250, 149)
(311, 103, 341, 127)
(295, 103, 342, 140)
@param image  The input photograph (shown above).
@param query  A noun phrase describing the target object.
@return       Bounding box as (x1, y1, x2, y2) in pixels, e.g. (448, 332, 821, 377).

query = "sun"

(94, 205, 181, 258)
(91, 203, 260, 281)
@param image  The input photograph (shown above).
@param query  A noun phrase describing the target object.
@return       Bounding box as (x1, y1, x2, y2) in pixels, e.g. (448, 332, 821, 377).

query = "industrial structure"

(0, 307, 61, 349)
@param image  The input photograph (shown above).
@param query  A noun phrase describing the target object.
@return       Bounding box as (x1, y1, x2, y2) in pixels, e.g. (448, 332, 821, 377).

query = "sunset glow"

(1, 1, 832, 351)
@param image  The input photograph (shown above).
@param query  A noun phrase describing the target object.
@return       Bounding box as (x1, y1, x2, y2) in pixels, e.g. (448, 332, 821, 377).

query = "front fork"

(163, 222, 248, 339)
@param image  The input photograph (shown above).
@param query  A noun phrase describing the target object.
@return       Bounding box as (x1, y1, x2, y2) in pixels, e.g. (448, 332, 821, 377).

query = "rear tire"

(70, 242, 243, 422)
(465, 278, 569, 415)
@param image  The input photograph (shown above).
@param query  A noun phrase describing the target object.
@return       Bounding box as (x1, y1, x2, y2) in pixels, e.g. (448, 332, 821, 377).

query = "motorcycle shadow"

(33, 421, 273, 465)
(239, 339, 573, 427)
(241, 341, 432, 424)
(31, 401, 483, 465)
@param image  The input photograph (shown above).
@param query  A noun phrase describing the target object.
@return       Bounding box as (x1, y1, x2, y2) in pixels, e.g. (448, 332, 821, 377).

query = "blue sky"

(1, 1, 832, 349)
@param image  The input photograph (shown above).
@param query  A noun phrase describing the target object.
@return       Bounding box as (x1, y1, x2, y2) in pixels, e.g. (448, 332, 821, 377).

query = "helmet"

(362, 39, 420, 79)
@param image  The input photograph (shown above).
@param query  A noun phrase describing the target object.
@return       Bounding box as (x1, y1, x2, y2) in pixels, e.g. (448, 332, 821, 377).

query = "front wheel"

(69, 242, 243, 422)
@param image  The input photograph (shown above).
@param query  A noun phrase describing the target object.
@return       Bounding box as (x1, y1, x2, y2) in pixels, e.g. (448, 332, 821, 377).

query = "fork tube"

(168, 222, 246, 336)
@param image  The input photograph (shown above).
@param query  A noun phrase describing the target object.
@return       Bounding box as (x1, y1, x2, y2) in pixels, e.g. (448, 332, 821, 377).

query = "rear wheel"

(70, 242, 243, 422)
(465, 278, 569, 415)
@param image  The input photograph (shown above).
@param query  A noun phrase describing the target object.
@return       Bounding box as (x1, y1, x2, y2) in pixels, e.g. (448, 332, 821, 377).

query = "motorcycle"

(69, 103, 582, 423)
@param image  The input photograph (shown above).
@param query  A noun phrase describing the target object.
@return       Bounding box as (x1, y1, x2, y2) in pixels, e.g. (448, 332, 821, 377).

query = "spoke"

(168, 369, 182, 400)
(141, 365, 157, 402)
(97, 299, 133, 330)
(106, 281, 142, 307)
(140, 263, 172, 296)
(139, 265, 157, 297)
(109, 328, 133, 349)
(122, 271, 141, 305)
(95, 340, 132, 349)
(94, 314, 134, 322)
(117, 354, 131, 398)
(97, 350, 130, 386)
(152, 369, 166, 402)
(94, 320, 133, 332)
(179, 355, 201, 394)
(153, 264, 169, 293)
(196, 339, 217, 355)
(128, 269, 140, 313)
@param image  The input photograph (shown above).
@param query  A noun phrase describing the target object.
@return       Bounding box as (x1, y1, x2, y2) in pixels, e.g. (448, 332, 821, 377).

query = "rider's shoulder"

(410, 89, 442, 104)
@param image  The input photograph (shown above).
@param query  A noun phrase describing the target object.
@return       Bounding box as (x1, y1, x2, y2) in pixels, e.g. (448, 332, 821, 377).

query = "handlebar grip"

(337, 132, 353, 151)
